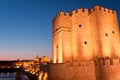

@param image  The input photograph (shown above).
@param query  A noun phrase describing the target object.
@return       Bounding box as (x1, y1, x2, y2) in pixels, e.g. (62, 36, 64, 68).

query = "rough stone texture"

(41, 60, 96, 80)
(50, 5, 120, 80)
(95, 58, 120, 80)
(40, 59, 120, 80)
(52, 5, 120, 63)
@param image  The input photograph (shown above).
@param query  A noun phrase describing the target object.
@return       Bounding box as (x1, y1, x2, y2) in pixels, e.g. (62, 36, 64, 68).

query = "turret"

(52, 11, 72, 63)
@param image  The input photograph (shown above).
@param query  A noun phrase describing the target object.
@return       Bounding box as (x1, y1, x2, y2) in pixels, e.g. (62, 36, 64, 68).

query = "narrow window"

(56, 45, 58, 63)
(112, 31, 114, 34)
(84, 41, 87, 45)
(56, 29, 58, 31)
(79, 24, 82, 27)
(105, 33, 108, 36)
(110, 59, 113, 65)
(82, 64, 84, 67)
(57, 45, 58, 48)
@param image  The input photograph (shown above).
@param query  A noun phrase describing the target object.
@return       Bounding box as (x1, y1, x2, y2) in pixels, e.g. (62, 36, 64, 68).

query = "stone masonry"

(39, 5, 120, 80)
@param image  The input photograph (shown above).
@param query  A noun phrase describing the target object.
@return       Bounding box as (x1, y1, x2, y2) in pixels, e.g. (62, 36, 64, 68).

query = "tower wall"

(95, 58, 120, 80)
(110, 11, 120, 58)
(94, 6, 120, 58)
(72, 8, 93, 61)
(90, 6, 102, 58)
(52, 12, 64, 63)
(52, 33, 62, 63)
(51, 5, 120, 80)
(49, 61, 96, 80)
(62, 28, 73, 62)
(52, 5, 120, 63)
(52, 11, 72, 63)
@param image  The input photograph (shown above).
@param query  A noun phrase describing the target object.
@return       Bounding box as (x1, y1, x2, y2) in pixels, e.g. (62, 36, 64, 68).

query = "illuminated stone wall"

(91, 6, 120, 58)
(48, 61, 96, 80)
(90, 6, 120, 58)
(95, 58, 120, 80)
(72, 8, 93, 61)
(50, 5, 120, 80)
(42, 59, 120, 80)
(52, 11, 72, 63)
(52, 5, 120, 63)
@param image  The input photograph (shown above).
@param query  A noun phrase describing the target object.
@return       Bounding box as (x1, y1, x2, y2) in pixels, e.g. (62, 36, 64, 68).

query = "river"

(0, 72, 30, 80)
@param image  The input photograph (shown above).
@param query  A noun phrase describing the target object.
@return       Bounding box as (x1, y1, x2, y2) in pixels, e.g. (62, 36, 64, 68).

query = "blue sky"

(0, 0, 120, 60)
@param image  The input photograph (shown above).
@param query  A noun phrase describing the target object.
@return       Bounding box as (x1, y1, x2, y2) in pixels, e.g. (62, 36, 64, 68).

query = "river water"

(0, 72, 30, 80)
(0, 72, 15, 80)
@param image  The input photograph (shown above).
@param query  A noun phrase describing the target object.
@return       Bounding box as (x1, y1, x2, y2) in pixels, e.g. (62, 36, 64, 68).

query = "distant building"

(34, 55, 50, 64)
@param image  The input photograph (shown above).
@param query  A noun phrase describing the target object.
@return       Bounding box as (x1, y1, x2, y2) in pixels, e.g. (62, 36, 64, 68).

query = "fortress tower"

(40, 5, 120, 80)
(52, 5, 120, 63)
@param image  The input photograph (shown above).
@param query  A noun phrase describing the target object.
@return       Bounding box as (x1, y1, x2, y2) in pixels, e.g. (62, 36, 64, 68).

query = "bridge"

(0, 61, 37, 80)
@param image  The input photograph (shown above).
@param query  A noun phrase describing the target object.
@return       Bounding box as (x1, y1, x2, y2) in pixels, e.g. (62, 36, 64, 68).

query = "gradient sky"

(0, 0, 120, 60)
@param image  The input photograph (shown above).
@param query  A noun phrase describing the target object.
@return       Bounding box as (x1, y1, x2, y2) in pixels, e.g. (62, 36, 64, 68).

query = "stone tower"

(52, 5, 120, 63)
(90, 6, 120, 58)
(52, 11, 72, 63)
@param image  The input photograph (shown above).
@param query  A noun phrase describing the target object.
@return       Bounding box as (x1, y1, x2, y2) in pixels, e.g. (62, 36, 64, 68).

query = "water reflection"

(0, 72, 15, 80)
(0, 72, 30, 80)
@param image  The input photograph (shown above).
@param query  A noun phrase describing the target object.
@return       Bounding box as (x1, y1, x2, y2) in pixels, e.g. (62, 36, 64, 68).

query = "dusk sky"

(0, 0, 120, 60)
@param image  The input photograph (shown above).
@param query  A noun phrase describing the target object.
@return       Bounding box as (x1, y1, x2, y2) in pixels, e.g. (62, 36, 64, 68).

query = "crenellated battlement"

(90, 5, 116, 14)
(53, 5, 116, 23)
(61, 59, 120, 67)
(53, 4, 119, 63)
(53, 8, 90, 21)
(53, 11, 71, 22)
(71, 8, 89, 15)
(57, 11, 70, 17)
(65, 60, 94, 67)
(54, 8, 90, 17)
(95, 58, 120, 66)
(52, 5, 120, 80)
